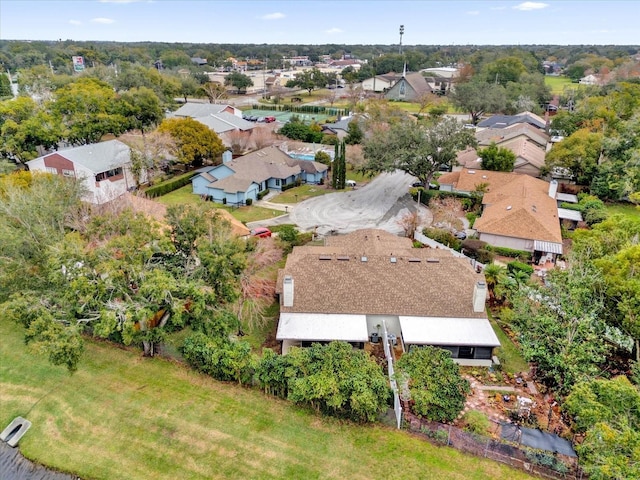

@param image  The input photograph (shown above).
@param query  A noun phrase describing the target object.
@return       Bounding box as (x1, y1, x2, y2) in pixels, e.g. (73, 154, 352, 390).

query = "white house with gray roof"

(169, 102, 255, 135)
(26, 140, 136, 205)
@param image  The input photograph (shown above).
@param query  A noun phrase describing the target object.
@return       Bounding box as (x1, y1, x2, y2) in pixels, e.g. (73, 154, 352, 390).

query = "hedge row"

(485, 245, 532, 261)
(145, 172, 196, 198)
(251, 103, 348, 116)
(257, 188, 270, 200)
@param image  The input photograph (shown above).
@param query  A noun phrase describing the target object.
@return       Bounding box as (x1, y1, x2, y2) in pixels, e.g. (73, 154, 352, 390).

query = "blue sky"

(1, 1, 637, 45)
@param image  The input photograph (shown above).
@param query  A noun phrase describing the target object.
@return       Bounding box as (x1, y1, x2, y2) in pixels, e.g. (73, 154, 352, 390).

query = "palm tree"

(483, 263, 506, 304)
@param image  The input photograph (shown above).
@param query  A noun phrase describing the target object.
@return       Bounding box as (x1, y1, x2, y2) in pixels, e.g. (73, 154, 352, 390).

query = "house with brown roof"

(476, 123, 550, 150)
(437, 169, 579, 260)
(275, 229, 500, 366)
(500, 137, 546, 177)
(191, 146, 327, 206)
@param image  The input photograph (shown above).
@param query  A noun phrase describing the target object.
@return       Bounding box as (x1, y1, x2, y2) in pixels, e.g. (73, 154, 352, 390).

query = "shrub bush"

(465, 212, 478, 228)
(422, 227, 462, 251)
(462, 410, 491, 435)
(507, 261, 534, 276)
(245, 198, 253, 206)
(144, 172, 196, 198)
(257, 188, 270, 200)
(485, 245, 532, 261)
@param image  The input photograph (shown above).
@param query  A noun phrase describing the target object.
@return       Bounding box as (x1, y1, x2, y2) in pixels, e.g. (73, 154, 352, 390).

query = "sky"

(0, 0, 637, 46)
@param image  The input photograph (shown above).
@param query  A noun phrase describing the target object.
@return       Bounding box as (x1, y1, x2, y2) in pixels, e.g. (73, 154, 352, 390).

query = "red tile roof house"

(192, 146, 327, 206)
(438, 169, 582, 262)
(275, 229, 500, 366)
(26, 139, 137, 205)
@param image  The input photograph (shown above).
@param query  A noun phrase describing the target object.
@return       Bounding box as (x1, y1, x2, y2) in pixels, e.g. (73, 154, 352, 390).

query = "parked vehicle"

(251, 227, 272, 238)
(257, 117, 266, 123)
(345, 180, 357, 187)
(264, 116, 276, 123)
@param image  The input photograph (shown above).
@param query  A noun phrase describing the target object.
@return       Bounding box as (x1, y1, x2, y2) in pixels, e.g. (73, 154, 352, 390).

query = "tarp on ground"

(501, 423, 577, 457)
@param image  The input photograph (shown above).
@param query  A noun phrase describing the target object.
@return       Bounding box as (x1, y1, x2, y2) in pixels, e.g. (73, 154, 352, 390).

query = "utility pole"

(399, 25, 405, 55)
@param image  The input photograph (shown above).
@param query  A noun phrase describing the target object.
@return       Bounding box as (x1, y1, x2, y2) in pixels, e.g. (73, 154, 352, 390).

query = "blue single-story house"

(192, 146, 328, 206)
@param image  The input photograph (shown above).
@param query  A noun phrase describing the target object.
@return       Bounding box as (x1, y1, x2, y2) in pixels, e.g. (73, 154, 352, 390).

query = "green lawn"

(1, 320, 535, 480)
(488, 311, 530, 375)
(606, 202, 640, 220)
(156, 185, 284, 223)
(270, 184, 331, 204)
(544, 76, 582, 95)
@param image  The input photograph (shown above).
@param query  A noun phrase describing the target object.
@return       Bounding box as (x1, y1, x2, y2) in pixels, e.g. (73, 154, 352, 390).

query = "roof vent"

(319, 255, 332, 261)
(337, 255, 350, 261)
(408, 258, 421, 263)
(361, 256, 368, 262)
(426, 258, 440, 263)
(482, 175, 488, 179)
(468, 170, 476, 174)
(506, 205, 512, 210)
(390, 257, 397, 264)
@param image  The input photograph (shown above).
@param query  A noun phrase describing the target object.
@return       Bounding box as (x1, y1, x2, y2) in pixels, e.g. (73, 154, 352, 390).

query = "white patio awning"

(558, 208, 583, 222)
(398, 316, 500, 347)
(276, 313, 368, 342)
(534, 240, 563, 254)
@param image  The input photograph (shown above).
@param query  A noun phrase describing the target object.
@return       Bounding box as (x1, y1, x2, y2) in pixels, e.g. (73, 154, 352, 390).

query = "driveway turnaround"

(288, 170, 424, 235)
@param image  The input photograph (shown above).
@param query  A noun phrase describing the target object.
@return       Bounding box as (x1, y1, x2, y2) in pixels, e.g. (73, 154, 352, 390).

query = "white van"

(345, 180, 357, 187)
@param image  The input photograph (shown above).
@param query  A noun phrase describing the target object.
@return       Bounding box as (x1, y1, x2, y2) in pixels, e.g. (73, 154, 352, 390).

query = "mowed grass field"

(544, 75, 582, 95)
(0, 321, 535, 480)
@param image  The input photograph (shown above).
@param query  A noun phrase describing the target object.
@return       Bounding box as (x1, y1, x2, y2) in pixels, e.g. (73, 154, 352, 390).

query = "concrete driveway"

(285, 170, 430, 236)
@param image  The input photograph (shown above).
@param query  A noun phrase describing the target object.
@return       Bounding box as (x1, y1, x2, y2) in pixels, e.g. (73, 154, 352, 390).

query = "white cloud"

(260, 12, 285, 20)
(325, 28, 343, 34)
(513, 2, 549, 11)
(69, 19, 82, 25)
(466, 10, 480, 15)
(91, 17, 115, 24)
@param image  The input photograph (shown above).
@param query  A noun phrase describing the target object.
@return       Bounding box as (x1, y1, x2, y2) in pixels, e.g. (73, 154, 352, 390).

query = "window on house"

(45, 167, 58, 174)
(275, 179, 281, 186)
(458, 347, 474, 359)
(62, 169, 75, 177)
(95, 167, 123, 181)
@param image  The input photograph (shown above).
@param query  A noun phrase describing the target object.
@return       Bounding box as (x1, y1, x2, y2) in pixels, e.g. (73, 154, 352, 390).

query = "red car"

(251, 227, 272, 238)
(264, 116, 276, 123)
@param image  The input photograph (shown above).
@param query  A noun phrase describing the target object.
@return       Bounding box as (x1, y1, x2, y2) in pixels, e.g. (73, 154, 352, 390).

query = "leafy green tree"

(483, 56, 527, 85)
(284, 341, 390, 423)
(545, 128, 603, 185)
(449, 78, 507, 125)
(566, 64, 587, 82)
(51, 77, 127, 145)
(224, 71, 253, 94)
(509, 259, 610, 394)
(158, 117, 225, 166)
(479, 142, 516, 171)
(278, 116, 322, 143)
(0, 73, 12, 100)
(285, 68, 327, 96)
(362, 117, 476, 187)
(344, 120, 363, 145)
(314, 150, 331, 166)
(116, 86, 163, 134)
(396, 346, 470, 422)
(564, 376, 640, 480)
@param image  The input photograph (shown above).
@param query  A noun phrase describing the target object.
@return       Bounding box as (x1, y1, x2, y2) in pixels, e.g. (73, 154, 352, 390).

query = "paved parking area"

(286, 170, 430, 236)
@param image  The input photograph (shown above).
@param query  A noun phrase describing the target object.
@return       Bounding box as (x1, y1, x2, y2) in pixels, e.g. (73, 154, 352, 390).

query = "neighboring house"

(476, 123, 550, 150)
(499, 137, 546, 177)
(169, 102, 256, 149)
(477, 111, 547, 131)
(190, 57, 207, 66)
(579, 74, 600, 85)
(361, 73, 399, 92)
(454, 147, 482, 171)
(26, 140, 136, 205)
(192, 146, 327, 206)
(438, 169, 582, 261)
(420, 66, 459, 79)
(275, 229, 500, 366)
(384, 72, 450, 101)
(321, 117, 354, 139)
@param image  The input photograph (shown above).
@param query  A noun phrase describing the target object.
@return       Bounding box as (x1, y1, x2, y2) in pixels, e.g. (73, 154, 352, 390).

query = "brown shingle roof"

(500, 137, 546, 170)
(278, 230, 484, 318)
(476, 123, 549, 148)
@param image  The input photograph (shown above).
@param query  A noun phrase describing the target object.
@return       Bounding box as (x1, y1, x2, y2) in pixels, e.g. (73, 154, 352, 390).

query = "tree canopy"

(449, 79, 507, 125)
(396, 346, 470, 422)
(157, 117, 225, 166)
(224, 72, 253, 94)
(285, 68, 328, 95)
(479, 142, 516, 172)
(362, 117, 477, 186)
